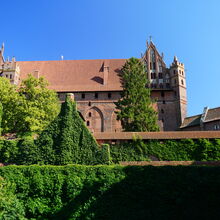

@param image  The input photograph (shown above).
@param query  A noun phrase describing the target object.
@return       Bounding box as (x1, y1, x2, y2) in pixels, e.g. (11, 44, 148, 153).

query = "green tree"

(115, 57, 159, 131)
(0, 75, 60, 134)
(0, 77, 23, 133)
(18, 74, 60, 133)
(0, 102, 3, 135)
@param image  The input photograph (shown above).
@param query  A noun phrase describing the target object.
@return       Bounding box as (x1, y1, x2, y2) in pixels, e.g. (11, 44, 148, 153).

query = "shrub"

(1, 165, 220, 219)
(0, 176, 26, 219)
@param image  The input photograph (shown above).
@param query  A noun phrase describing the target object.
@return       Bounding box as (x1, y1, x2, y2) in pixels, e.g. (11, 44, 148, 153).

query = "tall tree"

(0, 75, 60, 134)
(18, 74, 60, 133)
(0, 77, 23, 133)
(115, 57, 159, 131)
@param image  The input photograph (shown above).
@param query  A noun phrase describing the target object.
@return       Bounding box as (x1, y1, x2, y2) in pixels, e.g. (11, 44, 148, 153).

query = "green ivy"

(1, 165, 220, 219)
(36, 94, 109, 165)
(109, 138, 220, 163)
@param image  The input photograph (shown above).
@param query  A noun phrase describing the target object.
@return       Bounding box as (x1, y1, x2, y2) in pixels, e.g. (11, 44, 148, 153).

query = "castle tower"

(143, 40, 167, 88)
(0, 44, 20, 85)
(0, 43, 4, 66)
(170, 56, 187, 127)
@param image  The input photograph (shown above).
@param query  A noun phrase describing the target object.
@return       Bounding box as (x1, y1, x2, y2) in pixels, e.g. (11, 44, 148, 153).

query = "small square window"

(95, 93, 98, 99)
(89, 112, 92, 117)
(86, 121, 90, 126)
(108, 93, 112, 99)
(82, 93, 85, 99)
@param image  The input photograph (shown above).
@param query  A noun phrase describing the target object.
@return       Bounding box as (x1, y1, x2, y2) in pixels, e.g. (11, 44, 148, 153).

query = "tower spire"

(1, 42, 4, 55)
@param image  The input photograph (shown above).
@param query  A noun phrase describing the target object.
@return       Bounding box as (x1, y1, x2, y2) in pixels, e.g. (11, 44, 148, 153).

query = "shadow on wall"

(52, 166, 220, 220)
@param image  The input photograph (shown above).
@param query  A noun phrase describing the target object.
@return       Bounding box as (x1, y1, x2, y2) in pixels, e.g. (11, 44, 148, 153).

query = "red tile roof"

(17, 59, 126, 92)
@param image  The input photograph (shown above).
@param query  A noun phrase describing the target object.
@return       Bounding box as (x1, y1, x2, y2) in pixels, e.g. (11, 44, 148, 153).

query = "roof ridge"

(17, 58, 128, 62)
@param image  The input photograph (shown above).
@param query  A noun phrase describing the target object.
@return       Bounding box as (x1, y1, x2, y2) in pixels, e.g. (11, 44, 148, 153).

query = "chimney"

(67, 93, 75, 101)
(103, 60, 109, 85)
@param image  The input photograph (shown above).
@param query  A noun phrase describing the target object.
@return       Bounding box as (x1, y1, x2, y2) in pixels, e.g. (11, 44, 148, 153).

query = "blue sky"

(1, 0, 220, 116)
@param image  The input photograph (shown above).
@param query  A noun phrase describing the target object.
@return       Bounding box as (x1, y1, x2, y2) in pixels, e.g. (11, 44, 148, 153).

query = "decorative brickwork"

(0, 41, 187, 132)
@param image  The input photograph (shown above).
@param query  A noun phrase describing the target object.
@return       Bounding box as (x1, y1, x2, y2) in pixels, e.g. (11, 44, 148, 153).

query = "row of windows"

(4, 74, 13, 79)
(173, 79, 184, 86)
(81, 93, 112, 99)
(150, 72, 163, 79)
(150, 83, 170, 89)
(173, 69, 184, 76)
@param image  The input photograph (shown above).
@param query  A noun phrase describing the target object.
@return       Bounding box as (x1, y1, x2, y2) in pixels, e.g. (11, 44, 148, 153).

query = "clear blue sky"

(1, 0, 220, 116)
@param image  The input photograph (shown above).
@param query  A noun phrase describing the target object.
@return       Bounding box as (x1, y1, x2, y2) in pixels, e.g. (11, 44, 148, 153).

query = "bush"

(0, 176, 26, 219)
(0, 140, 19, 164)
(1, 165, 220, 219)
(109, 138, 220, 163)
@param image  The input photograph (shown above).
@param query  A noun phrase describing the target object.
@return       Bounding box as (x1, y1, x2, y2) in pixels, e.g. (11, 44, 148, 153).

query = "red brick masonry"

(120, 161, 220, 166)
(94, 131, 220, 142)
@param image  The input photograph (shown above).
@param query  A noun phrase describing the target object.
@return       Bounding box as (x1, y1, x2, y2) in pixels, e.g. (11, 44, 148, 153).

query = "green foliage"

(109, 138, 220, 163)
(36, 94, 108, 165)
(115, 57, 159, 131)
(0, 77, 23, 133)
(0, 75, 60, 134)
(1, 165, 220, 219)
(18, 74, 60, 133)
(0, 140, 19, 164)
(17, 137, 39, 165)
(1, 137, 220, 165)
(0, 177, 26, 219)
(0, 102, 2, 135)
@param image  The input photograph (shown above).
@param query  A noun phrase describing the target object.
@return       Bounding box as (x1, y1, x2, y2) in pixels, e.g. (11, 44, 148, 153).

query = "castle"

(0, 41, 187, 132)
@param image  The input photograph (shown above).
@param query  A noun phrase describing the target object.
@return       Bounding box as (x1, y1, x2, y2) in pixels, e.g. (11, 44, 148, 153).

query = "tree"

(115, 57, 159, 131)
(18, 74, 60, 133)
(0, 102, 2, 135)
(0, 75, 60, 134)
(0, 77, 23, 133)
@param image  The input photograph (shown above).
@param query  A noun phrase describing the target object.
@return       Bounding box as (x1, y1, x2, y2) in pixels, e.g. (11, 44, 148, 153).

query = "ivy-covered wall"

(1, 165, 220, 219)
(1, 138, 220, 165)
(109, 138, 220, 163)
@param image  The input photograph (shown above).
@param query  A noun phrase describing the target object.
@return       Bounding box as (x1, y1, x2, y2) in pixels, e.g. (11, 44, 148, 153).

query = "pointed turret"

(0, 43, 4, 65)
(143, 39, 166, 88)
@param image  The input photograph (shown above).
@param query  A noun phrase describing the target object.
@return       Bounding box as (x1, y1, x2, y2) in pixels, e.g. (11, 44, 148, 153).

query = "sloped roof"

(17, 59, 126, 92)
(181, 107, 220, 128)
(205, 107, 220, 122)
(180, 115, 201, 128)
